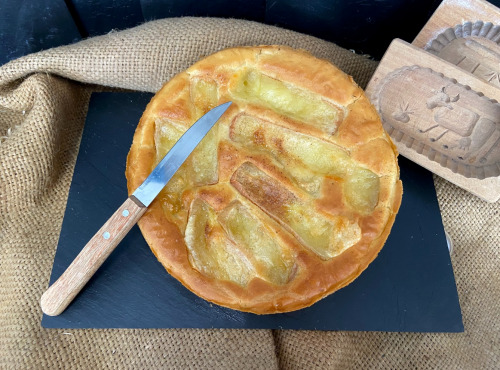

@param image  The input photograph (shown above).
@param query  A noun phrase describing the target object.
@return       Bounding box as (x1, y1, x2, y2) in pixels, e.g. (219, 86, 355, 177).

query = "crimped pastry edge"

(125, 45, 402, 314)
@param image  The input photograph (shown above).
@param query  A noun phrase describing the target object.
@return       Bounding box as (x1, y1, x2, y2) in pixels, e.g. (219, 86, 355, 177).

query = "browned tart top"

(126, 45, 402, 314)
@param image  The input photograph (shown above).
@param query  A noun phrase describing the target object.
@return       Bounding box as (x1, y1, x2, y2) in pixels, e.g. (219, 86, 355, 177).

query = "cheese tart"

(126, 45, 402, 314)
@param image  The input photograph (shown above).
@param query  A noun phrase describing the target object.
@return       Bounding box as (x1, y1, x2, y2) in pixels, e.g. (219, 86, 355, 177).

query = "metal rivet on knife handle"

(40, 197, 147, 316)
(40, 102, 232, 316)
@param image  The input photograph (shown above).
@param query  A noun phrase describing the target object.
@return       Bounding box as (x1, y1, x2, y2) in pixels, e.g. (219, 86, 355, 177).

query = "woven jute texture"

(0, 17, 498, 369)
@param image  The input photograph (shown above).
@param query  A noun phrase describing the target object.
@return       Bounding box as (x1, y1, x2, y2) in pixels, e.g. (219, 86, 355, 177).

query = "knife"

(40, 101, 232, 316)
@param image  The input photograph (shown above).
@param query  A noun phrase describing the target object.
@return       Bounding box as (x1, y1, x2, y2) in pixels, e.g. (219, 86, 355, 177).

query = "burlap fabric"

(0, 17, 498, 369)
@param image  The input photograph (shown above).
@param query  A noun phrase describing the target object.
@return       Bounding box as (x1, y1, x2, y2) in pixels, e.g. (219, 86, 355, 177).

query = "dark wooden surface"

(7, 0, 500, 66)
(0, 0, 81, 66)
(265, 0, 441, 57)
(68, 0, 442, 58)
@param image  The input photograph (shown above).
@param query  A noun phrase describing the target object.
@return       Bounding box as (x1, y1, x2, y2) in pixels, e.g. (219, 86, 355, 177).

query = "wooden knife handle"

(41, 197, 147, 316)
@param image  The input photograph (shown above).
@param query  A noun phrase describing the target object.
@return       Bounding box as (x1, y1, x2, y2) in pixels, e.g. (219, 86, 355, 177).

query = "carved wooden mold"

(425, 21, 500, 89)
(372, 66, 500, 179)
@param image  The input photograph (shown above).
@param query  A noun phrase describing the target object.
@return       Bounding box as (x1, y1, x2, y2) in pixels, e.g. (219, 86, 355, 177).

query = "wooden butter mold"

(414, 0, 500, 89)
(414, 0, 500, 49)
(365, 39, 500, 202)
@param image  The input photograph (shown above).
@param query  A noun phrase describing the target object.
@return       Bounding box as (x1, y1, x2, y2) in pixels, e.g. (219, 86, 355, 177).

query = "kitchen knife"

(41, 101, 232, 316)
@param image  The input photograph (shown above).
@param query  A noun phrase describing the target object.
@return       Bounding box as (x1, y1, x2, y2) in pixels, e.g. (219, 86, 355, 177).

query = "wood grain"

(365, 39, 500, 202)
(413, 0, 500, 49)
(412, 0, 500, 93)
(41, 197, 147, 316)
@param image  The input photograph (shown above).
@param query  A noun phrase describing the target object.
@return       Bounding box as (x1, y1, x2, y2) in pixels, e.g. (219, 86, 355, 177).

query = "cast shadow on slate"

(42, 92, 463, 332)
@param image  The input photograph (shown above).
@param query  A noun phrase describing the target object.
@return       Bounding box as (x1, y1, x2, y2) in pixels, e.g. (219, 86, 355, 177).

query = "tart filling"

(126, 45, 402, 314)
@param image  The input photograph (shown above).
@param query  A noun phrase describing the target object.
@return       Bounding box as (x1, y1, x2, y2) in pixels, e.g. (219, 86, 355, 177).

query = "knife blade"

(40, 101, 232, 316)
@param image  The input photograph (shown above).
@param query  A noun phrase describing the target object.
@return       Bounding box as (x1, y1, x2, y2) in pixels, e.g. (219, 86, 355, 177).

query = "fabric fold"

(0, 17, 377, 92)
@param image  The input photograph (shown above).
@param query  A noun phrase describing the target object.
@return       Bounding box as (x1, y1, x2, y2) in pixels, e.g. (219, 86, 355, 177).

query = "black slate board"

(42, 92, 463, 332)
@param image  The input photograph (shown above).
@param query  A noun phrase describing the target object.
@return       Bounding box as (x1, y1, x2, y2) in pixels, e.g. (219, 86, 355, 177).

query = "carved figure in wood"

(373, 66, 500, 179)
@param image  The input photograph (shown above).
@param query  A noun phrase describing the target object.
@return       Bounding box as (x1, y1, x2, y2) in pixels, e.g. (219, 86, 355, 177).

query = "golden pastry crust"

(126, 45, 403, 314)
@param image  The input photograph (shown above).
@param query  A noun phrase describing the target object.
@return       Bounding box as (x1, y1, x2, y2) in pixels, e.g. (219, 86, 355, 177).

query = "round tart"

(126, 45, 402, 314)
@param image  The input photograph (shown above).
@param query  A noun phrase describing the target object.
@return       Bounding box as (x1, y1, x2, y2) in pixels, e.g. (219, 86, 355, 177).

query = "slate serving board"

(42, 92, 463, 332)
